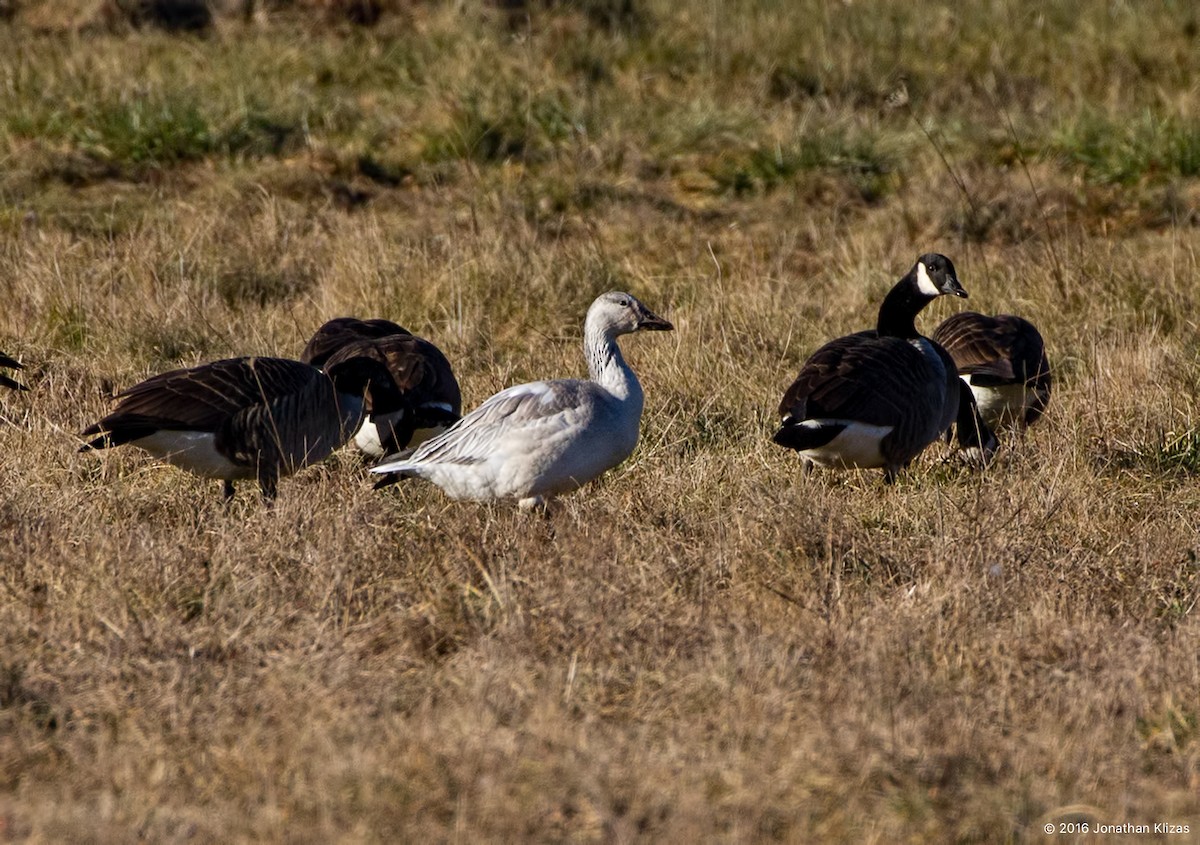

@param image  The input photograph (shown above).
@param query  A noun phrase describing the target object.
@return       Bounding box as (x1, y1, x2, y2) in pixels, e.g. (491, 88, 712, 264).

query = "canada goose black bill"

(80, 355, 388, 500)
(0, 353, 27, 391)
(931, 311, 1051, 430)
(773, 253, 968, 482)
(302, 317, 463, 458)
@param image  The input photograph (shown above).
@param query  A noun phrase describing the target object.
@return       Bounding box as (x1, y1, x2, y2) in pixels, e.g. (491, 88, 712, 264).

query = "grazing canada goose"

(931, 311, 1051, 431)
(301, 317, 461, 458)
(773, 253, 989, 482)
(80, 355, 389, 500)
(0, 353, 26, 391)
(372, 291, 673, 509)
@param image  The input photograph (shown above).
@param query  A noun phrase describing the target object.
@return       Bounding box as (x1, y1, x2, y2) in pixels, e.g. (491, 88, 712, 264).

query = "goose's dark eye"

(621, 298, 633, 308)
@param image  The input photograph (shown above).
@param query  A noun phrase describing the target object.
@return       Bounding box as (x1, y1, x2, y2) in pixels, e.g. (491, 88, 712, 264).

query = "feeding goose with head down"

(932, 311, 1051, 433)
(301, 317, 462, 458)
(773, 253, 997, 482)
(80, 354, 390, 500)
(372, 291, 673, 509)
(0, 352, 26, 391)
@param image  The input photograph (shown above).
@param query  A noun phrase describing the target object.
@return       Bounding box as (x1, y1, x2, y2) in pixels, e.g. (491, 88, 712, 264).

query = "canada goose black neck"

(876, 254, 965, 339)
(876, 278, 927, 339)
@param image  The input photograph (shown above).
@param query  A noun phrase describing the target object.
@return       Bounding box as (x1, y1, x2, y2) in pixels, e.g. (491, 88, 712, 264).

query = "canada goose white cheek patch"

(915, 262, 941, 297)
(800, 421, 894, 469)
(132, 430, 248, 479)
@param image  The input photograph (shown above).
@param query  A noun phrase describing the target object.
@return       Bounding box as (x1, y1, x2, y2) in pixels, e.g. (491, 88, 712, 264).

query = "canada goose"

(931, 311, 1051, 431)
(80, 355, 389, 500)
(773, 253, 987, 482)
(372, 291, 673, 509)
(301, 318, 461, 458)
(0, 353, 26, 391)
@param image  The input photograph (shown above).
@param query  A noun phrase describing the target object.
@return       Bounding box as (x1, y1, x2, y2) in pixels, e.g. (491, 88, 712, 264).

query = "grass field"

(1, 0, 1199, 841)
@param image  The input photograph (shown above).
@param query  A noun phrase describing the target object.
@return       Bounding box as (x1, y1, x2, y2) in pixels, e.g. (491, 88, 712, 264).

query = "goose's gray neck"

(585, 321, 641, 406)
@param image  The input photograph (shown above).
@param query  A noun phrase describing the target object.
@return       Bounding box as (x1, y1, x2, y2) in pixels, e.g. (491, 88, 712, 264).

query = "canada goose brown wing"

(780, 332, 943, 427)
(301, 318, 410, 368)
(81, 357, 328, 444)
(324, 336, 460, 413)
(932, 313, 1049, 384)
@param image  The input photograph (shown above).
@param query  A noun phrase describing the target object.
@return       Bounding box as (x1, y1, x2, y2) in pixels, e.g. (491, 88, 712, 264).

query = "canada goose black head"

(324, 354, 395, 401)
(877, 253, 967, 339)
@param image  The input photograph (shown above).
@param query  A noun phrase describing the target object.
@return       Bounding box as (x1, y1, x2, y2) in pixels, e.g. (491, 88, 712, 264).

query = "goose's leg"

(222, 480, 236, 502)
(257, 468, 279, 503)
(883, 466, 899, 485)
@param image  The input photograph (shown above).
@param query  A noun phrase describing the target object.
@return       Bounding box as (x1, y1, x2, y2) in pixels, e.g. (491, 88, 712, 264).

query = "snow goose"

(0, 353, 26, 391)
(301, 317, 462, 458)
(80, 355, 389, 500)
(931, 311, 1051, 431)
(773, 253, 993, 482)
(372, 291, 673, 508)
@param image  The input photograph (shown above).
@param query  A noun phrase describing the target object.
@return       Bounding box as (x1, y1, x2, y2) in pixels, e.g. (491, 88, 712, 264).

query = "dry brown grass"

(1, 1, 1199, 841)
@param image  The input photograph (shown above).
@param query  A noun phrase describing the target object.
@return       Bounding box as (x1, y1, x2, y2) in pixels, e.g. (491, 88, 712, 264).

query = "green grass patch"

(708, 130, 898, 199)
(1052, 111, 1200, 185)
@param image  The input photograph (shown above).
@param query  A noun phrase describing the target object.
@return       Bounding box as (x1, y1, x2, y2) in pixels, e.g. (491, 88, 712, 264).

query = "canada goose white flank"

(372, 291, 673, 509)
(80, 355, 389, 500)
(932, 311, 1051, 431)
(0, 352, 26, 391)
(774, 253, 995, 482)
(301, 317, 462, 458)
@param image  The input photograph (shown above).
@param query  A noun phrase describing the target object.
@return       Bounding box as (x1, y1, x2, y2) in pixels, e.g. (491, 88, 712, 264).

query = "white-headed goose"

(774, 253, 995, 482)
(80, 355, 389, 500)
(372, 291, 673, 509)
(0, 353, 26, 391)
(931, 311, 1051, 431)
(301, 317, 461, 458)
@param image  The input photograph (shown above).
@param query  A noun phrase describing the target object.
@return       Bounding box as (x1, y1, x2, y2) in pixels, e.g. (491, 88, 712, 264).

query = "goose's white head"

(587, 291, 674, 337)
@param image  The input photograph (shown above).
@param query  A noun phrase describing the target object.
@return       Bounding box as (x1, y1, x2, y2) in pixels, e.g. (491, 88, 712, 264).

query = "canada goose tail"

(772, 418, 847, 452)
(78, 415, 167, 451)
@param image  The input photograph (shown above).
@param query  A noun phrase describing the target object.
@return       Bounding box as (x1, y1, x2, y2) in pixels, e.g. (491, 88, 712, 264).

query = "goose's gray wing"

(375, 379, 592, 471)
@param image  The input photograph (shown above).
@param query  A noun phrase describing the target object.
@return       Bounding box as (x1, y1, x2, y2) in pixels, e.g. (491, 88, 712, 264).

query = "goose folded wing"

(88, 357, 325, 434)
(397, 380, 588, 468)
(781, 336, 941, 426)
(301, 318, 410, 368)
